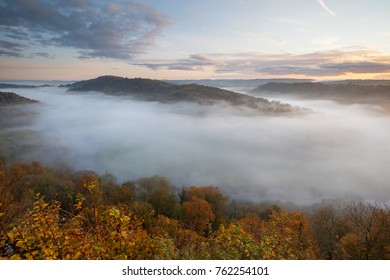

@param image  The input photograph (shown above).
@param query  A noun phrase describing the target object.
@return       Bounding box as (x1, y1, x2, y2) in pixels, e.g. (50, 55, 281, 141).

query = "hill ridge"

(0, 91, 39, 106)
(66, 75, 303, 114)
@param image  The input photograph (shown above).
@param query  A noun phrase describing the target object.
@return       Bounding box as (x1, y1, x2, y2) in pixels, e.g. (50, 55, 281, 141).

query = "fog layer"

(10, 86, 390, 204)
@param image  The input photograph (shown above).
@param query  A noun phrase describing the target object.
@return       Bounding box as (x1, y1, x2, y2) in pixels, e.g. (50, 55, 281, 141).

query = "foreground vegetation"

(1, 160, 389, 260)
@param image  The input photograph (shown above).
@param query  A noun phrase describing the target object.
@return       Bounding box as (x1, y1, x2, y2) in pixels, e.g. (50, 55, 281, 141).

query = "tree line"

(1, 160, 389, 259)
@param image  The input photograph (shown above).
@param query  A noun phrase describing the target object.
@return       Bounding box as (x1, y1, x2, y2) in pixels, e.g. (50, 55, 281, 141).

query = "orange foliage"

(182, 197, 215, 235)
(1, 161, 389, 260)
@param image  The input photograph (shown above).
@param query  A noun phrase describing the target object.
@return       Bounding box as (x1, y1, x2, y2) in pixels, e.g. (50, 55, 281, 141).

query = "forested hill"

(251, 82, 390, 105)
(66, 75, 301, 114)
(0, 91, 38, 106)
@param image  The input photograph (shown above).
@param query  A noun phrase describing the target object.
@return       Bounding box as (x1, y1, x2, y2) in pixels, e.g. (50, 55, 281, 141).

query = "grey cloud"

(0, 0, 169, 59)
(0, 40, 25, 49)
(216, 50, 390, 76)
(321, 61, 390, 74)
(0, 50, 23, 57)
(0, 40, 25, 57)
(253, 61, 390, 76)
(33, 52, 54, 59)
(137, 54, 216, 71)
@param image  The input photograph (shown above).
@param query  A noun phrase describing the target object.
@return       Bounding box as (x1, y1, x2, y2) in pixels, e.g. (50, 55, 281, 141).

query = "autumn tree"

(260, 209, 314, 259)
(182, 197, 215, 235)
(98, 172, 118, 201)
(136, 176, 180, 218)
(72, 171, 103, 210)
(25, 163, 75, 211)
(0, 161, 43, 227)
(1, 193, 177, 260)
(340, 202, 390, 259)
(185, 186, 228, 230)
(310, 204, 347, 259)
(227, 199, 262, 220)
(237, 214, 264, 241)
(259, 205, 282, 221)
(104, 180, 136, 206)
(174, 228, 209, 259)
(177, 186, 187, 205)
(211, 223, 261, 259)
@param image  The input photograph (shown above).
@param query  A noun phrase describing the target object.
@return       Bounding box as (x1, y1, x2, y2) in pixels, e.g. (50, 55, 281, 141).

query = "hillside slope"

(0, 91, 39, 106)
(66, 76, 303, 114)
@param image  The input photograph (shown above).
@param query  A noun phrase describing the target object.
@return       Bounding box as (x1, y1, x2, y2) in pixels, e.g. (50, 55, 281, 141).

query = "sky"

(1, 0, 390, 80)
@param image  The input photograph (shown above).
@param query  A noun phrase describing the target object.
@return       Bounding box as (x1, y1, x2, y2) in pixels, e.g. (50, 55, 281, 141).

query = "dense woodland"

(1, 160, 389, 260)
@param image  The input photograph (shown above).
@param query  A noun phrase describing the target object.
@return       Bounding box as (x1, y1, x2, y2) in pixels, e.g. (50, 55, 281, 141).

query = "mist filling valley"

(5, 84, 390, 205)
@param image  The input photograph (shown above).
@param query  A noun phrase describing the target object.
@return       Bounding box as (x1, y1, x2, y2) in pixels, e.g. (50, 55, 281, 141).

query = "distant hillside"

(168, 78, 313, 88)
(0, 83, 52, 89)
(323, 80, 390, 86)
(66, 76, 303, 114)
(251, 82, 390, 106)
(0, 91, 39, 106)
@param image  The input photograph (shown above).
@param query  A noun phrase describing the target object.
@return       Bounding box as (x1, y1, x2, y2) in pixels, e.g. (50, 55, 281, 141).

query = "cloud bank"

(138, 47, 390, 77)
(0, 0, 169, 59)
(10, 86, 390, 205)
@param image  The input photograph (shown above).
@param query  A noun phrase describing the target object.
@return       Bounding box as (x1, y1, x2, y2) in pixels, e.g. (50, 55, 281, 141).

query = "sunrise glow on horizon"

(1, 0, 390, 81)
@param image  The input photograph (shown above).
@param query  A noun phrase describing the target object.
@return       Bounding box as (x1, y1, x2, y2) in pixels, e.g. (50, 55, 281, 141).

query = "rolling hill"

(66, 75, 303, 114)
(0, 91, 39, 106)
